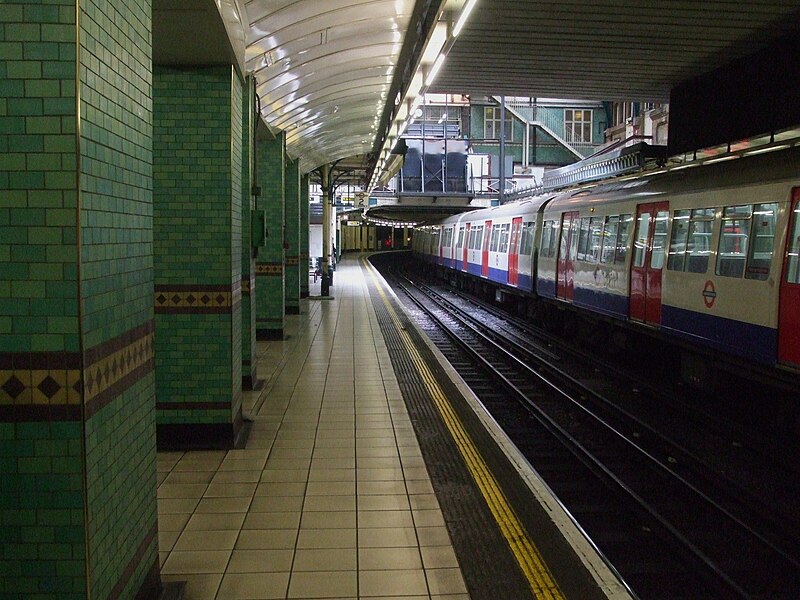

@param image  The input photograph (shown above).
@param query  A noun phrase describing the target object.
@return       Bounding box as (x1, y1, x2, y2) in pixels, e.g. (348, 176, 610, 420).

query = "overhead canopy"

(155, 1, 800, 181)
(244, 0, 419, 174)
(433, 1, 800, 100)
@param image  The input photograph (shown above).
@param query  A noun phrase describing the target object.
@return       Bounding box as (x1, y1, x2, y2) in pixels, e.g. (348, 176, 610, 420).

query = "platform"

(155, 255, 629, 600)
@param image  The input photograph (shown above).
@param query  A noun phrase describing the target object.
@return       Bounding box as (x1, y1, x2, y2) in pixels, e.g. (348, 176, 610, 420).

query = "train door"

(462, 223, 470, 271)
(557, 212, 579, 300)
(508, 217, 522, 286)
(629, 202, 669, 325)
(482, 220, 492, 277)
(779, 189, 800, 366)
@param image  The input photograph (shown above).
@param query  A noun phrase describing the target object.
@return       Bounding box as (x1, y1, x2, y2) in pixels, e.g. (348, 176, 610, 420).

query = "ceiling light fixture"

(453, 0, 478, 37)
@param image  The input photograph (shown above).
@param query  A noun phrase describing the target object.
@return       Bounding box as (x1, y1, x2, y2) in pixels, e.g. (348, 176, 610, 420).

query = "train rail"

(373, 255, 800, 600)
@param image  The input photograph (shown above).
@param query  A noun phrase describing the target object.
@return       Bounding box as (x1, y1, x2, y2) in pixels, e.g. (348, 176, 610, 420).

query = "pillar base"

(300, 291, 309, 299)
(242, 375, 264, 391)
(256, 328, 284, 340)
(285, 306, 300, 315)
(157, 407, 249, 451)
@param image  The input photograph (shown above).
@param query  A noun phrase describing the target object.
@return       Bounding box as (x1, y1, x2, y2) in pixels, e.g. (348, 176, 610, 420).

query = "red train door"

(462, 224, 470, 271)
(481, 220, 491, 277)
(630, 202, 669, 325)
(508, 217, 522, 286)
(557, 212, 579, 300)
(779, 189, 800, 366)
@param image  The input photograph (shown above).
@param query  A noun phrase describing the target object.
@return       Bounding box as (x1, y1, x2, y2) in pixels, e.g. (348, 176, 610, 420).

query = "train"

(412, 145, 800, 379)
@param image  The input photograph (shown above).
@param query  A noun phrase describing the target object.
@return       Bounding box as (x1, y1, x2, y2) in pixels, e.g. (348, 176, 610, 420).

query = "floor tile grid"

(156, 258, 469, 599)
(359, 262, 470, 599)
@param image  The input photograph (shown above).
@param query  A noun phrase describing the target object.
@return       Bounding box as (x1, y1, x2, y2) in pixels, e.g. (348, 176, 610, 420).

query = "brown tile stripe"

(106, 520, 158, 600)
(300, 252, 309, 260)
(0, 321, 154, 421)
(256, 263, 283, 276)
(155, 282, 241, 314)
(156, 401, 231, 411)
(285, 255, 300, 266)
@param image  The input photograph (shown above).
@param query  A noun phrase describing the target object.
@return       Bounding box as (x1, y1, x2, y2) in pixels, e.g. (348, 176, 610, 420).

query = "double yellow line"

(364, 259, 564, 600)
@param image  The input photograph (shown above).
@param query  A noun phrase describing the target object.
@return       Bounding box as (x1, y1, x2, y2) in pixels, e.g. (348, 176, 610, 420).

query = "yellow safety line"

(362, 258, 564, 600)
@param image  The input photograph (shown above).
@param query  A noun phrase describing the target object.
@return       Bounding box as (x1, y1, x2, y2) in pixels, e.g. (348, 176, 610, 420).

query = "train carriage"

(414, 145, 800, 372)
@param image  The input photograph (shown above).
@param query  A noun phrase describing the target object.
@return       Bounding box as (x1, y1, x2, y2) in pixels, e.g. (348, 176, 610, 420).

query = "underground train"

(412, 145, 800, 374)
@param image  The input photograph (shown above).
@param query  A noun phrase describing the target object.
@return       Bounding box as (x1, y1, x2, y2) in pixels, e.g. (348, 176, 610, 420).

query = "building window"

(484, 107, 514, 141)
(564, 109, 592, 143)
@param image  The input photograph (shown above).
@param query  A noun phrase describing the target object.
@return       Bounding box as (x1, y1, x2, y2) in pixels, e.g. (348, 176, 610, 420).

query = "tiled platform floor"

(157, 257, 470, 599)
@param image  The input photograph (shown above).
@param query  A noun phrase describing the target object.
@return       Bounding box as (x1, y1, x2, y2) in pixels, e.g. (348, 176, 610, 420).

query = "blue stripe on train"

(661, 305, 777, 365)
(537, 277, 556, 299)
(573, 287, 629, 319)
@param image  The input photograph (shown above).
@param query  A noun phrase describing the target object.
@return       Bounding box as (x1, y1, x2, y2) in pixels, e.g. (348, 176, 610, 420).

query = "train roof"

(438, 195, 555, 227)
(543, 144, 800, 212)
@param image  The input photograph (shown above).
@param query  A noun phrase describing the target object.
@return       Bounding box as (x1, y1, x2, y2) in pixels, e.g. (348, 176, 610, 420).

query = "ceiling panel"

(432, 0, 800, 100)
(245, 0, 416, 173)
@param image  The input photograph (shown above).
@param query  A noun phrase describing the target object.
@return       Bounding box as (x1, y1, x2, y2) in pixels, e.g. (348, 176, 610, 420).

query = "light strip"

(453, 0, 478, 37)
(425, 53, 446, 87)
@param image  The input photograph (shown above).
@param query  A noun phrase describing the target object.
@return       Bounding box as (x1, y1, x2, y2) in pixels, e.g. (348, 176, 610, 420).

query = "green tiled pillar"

(0, 1, 159, 599)
(284, 158, 301, 314)
(240, 76, 259, 389)
(153, 66, 245, 449)
(300, 174, 310, 298)
(255, 132, 285, 339)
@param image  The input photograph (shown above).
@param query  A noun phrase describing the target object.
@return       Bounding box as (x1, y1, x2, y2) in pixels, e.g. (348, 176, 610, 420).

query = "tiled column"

(255, 133, 285, 339)
(300, 174, 310, 298)
(240, 76, 259, 389)
(284, 158, 301, 314)
(153, 66, 244, 449)
(0, 1, 159, 598)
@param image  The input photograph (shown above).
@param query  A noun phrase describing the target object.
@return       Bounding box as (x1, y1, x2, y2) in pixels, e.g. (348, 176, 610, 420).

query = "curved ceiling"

(244, 0, 417, 173)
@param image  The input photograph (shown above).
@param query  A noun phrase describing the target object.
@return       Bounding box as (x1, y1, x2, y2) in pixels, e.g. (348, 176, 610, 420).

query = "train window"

(499, 223, 511, 253)
(633, 212, 651, 267)
(601, 216, 619, 263)
(560, 218, 571, 260)
(745, 203, 778, 281)
(457, 226, 465, 249)
(686, 217, 713, 274)
(489, 224, 501, 252)
(541, 220, 558, 258)
(521, 222, 535, 256)
(577, 218, 590, 261)
(668, 210, 690, 271)
(615, 214, 633, 264)
(716, 205, 752, 278)
(650, 211, 669, 269)
(474, 226, 484, 250)
(589, 217, 603, 263)
(787, 204, 800, 284)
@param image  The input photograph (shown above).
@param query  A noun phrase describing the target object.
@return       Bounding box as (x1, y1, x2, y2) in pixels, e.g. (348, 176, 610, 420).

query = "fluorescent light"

(744, 144, 790, 156)
(425, 54, 446, 86)
(453, 0, 478, 37)
(703, 155, 739, 165)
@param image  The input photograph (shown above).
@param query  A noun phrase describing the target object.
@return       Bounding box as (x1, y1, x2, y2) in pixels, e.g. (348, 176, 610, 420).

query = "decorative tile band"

(155, 283, 240, 314)
(84, 322, 155, 419)
(0, 357, 82, 412)
(300, 252, 309, 260)
(256, 263, 283, 276)
(285, 255, 300, 266)
(241, 273, 255, 296)
(0, 321, 155, 421)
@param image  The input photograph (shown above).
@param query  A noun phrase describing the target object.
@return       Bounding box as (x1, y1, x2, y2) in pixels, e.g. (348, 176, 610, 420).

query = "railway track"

(374, 257, 800, 600)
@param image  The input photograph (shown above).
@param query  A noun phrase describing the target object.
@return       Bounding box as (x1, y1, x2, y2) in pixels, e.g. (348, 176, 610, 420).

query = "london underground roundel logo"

(702, 280, 717, 308)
